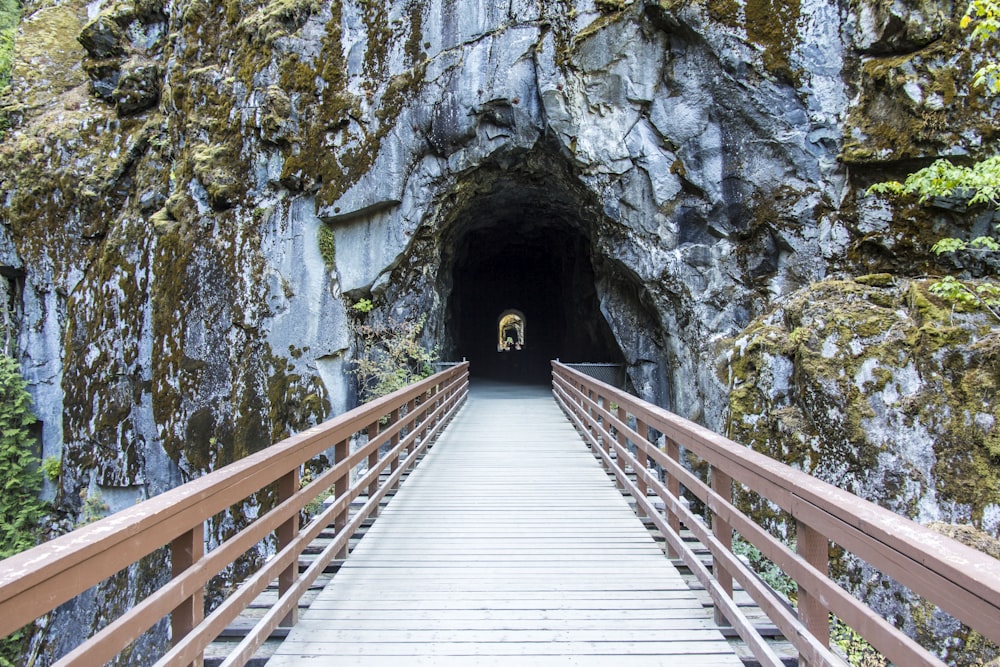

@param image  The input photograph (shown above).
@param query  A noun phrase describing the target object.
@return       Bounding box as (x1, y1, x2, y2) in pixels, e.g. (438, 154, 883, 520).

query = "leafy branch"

(867, 0, 1000, 323)
(350, 316, 437, 404)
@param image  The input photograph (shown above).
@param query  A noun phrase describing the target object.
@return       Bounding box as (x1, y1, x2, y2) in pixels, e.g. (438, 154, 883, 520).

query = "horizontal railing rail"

(552, 361, 1000, 667)
(0, 362, 469, 667)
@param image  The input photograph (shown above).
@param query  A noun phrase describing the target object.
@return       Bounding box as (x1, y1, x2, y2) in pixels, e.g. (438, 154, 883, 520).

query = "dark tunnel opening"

(445, 201, 625, 384)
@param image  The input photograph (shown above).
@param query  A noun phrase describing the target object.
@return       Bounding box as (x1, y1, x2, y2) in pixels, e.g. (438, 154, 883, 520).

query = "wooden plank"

(273, 640, 736, 656)
(272, 382, 742, 666)
(267, 654, 745, 667)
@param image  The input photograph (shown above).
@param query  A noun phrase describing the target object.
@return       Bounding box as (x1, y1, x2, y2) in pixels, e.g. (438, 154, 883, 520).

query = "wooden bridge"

(2, 362, 999, 666)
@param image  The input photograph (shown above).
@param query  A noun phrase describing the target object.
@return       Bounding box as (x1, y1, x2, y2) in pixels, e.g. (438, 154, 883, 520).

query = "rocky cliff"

(0, 0, 997, 662)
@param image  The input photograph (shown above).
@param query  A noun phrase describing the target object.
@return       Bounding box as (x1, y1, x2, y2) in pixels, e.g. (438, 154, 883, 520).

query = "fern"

(0, 354, 45, 665)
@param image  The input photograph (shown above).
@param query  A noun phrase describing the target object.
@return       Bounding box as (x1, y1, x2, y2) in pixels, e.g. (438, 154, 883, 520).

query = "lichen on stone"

(723, 276, 1000, 659)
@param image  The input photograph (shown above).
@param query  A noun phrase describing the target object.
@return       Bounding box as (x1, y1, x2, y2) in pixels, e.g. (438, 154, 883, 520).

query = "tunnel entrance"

(444, 180, 625, 384)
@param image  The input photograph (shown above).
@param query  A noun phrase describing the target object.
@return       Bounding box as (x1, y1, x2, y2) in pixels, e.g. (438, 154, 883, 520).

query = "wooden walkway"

(268, 382, 743, 666)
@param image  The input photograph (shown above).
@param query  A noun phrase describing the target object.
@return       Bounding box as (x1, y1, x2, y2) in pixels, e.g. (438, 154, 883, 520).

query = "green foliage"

(964, 0, 1000, 98)
(41, 455, 60, 482)
(317, 223, 336, 267)
(868, 157, 1000, 208)
(832, 618, 888, 667)
(351, 315, 437, 403)
(352, 298, 374, 314)
(731, 537, 797, 599)
(866, 0, 1000, 208)
(867, 2, 1000, 322)
(0, 0, 18, 92)
(594, 0, 626, 11)
(299, 469, 333, 521)
(0, 355, 45, 559)
(77, 489, 109, 526)
(0, 355, 42, 666)
(928, 274, 1000, 321)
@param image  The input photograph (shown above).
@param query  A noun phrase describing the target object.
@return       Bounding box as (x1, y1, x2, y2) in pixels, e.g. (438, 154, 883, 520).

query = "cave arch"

(435, 152, 632, 384)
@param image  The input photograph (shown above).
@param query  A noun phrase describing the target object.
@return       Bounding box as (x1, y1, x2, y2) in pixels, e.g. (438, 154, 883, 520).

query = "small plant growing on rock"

(41, 455, 60, 482)
(351, 315, 437, 403)
(831, 619, 888, 667)
(318, 223, 336, 267)
(868, 0, 1000, 323)
(352, 298, 374, 314)
(77, 489, 109, 526)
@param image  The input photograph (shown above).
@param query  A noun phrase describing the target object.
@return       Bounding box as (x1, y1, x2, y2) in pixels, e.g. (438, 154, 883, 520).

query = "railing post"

(335, 438, 349, 559)
(404, 397, 417, 469)
(389, 407, 401, 487)
(421, 388, 432, 441)
(367, 419, 381, 518)
(711, 466, 734, 627)
(171, 525, 205, 667)
(797, 519, 830, 662)
(665, 436, 682, 557)
(615, 403, 627, 492)
(634, 416, 648, 518)
(603, 397, 628, 491)
(276, 468, 300, 627)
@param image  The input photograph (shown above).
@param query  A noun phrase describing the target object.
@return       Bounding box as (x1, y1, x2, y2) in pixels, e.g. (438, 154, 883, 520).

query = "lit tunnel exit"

(442, 182, 626, 384)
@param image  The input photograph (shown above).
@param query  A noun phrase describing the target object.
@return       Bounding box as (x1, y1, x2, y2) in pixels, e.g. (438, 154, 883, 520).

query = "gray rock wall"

(1, 0, 998, 662)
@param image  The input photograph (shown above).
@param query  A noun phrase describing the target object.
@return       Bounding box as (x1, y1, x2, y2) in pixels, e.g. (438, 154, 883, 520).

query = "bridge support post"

(711, 467, 734, 627)
(797, 520, 830, 663)
(277, 468, 300, 627)
(171, 525, 205, 667)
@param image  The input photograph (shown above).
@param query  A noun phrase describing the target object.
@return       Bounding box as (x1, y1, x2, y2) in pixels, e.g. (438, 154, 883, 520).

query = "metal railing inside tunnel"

(0, 363, 469, 667)
(551, 360, 1000, 667)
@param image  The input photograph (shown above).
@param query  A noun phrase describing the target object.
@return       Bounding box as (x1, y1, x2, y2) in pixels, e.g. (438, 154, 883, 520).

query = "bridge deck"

(269, 382, 743, 666)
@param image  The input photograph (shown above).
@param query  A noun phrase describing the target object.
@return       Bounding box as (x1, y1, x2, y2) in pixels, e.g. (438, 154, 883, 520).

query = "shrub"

(0, 354, 44, 559)
(0, 354, 44, 666)
(0, 0, 19, 91)
(351, 316, 437, 403)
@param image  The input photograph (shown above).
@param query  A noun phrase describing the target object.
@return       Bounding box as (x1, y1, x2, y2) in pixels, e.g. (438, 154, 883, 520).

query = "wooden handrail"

(551, 361, 1000, 667)
(0, 363, 469, 666)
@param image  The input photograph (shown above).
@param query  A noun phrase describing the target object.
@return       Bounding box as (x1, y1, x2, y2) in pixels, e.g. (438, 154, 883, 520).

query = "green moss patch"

(0, 0, 19, 92)
(725, 277, 1000, 529)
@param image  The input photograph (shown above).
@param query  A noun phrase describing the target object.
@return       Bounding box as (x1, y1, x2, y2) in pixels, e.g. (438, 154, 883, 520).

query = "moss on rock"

(723, 276, 1000, 658)
(841, 17, 998, 164)
(726, 277, 1000, 527)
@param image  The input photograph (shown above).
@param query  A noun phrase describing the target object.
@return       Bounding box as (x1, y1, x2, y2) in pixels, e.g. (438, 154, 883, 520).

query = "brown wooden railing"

(552, 361, 1000, 667)
(0, 363, 469, 667)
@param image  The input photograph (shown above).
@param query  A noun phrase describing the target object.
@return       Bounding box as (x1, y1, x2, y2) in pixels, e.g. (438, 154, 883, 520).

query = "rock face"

(0, 0, 998, 662)
(727, 277, 999, 534)
(724, 276, 999, 663)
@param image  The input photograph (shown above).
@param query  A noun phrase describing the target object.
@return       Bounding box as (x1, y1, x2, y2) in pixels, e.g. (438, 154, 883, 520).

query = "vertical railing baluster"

(711, 466, 734, 626)
(421, 388, 431, 441)
(405, 397, 417, 470)
(277, 468, 300, 627)
(334, 438, 349, 559)
(367, 419, 381, 519)
(388, 407, 401, 490)
(665, 436, 682, 557)
(634, 415, 648, 518)
(171, 525, 205, 667)
(797, 519, 831, 663)
(610, 396, 623, 490)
